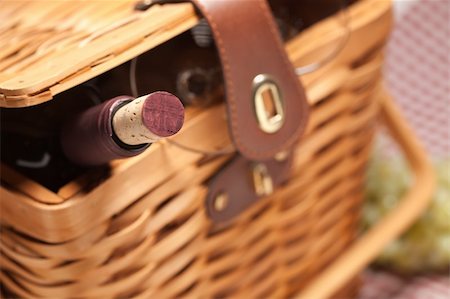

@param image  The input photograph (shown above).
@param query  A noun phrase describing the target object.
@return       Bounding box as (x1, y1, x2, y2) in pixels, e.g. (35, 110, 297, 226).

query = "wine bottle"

(60, 91, 184, 166)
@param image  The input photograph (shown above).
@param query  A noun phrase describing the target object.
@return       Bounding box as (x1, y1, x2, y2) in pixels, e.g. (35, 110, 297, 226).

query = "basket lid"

(0, 0, 197, 108)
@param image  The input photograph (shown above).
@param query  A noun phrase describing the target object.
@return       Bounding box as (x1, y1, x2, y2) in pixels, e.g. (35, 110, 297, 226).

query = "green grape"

(362, 155, 450, 274)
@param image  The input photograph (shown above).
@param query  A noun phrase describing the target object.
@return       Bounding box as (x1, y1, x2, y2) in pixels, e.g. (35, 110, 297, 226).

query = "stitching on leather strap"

(191, 0, 245, 155)
(257, 0, 309, 149)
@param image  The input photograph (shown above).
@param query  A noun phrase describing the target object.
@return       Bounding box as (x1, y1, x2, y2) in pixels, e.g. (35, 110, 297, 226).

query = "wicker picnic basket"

(0, 0, 434, 298)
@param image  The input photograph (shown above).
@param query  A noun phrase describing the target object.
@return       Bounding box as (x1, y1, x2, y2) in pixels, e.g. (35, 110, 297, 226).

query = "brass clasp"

(252, 163, 274, 196)
(253, 74, 285, 134)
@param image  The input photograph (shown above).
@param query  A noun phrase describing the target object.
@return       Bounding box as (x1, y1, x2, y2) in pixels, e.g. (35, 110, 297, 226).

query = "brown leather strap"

(206, 153, 293, 224)
(191, 0, 309, 161)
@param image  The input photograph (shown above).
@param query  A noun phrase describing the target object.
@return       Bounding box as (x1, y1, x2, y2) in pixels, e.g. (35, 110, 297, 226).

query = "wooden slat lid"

(0, 0, 198, 108)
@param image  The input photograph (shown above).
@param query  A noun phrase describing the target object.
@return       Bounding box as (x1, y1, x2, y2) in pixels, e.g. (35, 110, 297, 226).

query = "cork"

(112, 92, 184, 145)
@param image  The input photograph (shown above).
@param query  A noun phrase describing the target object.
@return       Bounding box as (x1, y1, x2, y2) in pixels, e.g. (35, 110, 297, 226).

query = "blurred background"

(359, 1, 449, 298)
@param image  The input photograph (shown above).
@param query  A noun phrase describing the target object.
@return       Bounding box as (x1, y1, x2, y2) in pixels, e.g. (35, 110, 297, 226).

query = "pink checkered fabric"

(358, 270, 405, 299)
(359, 271, 450, 299)
(384, 0, 450, 158)
(394, 276, 450, 299)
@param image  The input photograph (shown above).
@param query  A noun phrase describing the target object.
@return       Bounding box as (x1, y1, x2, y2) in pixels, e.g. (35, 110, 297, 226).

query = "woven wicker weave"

(0, 0, 434, 298)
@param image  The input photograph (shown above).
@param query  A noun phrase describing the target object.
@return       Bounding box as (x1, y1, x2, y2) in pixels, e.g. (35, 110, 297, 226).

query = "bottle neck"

(110, 99, 150, 151)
